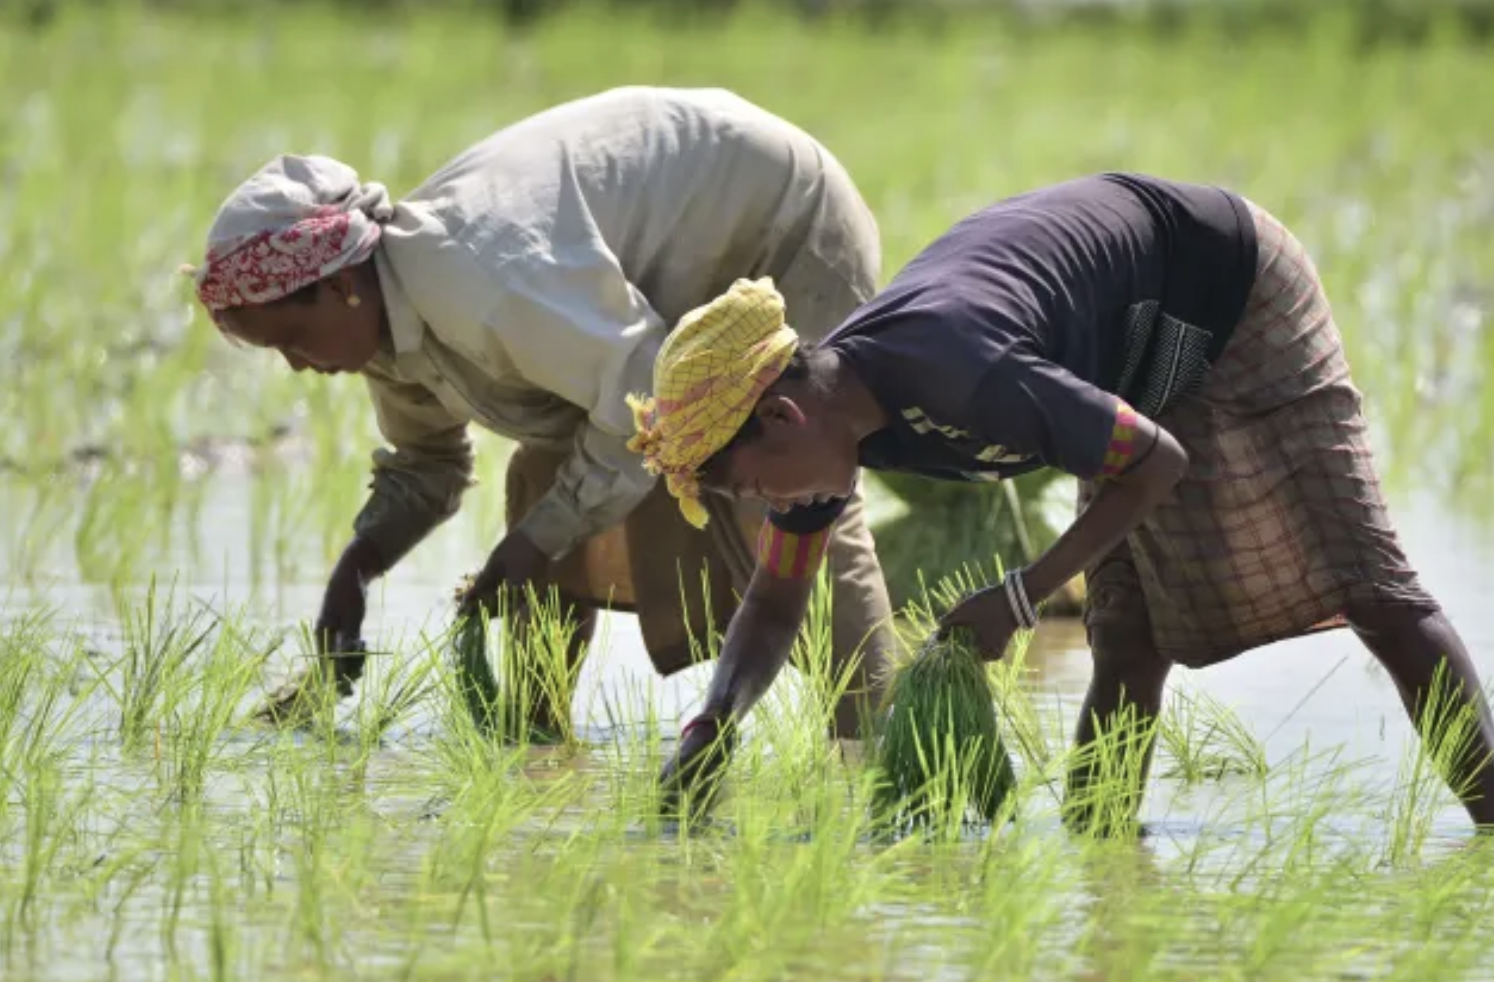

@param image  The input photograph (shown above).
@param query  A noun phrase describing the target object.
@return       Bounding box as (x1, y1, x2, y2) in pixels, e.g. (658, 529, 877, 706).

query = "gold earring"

(347, 294, 361, 309)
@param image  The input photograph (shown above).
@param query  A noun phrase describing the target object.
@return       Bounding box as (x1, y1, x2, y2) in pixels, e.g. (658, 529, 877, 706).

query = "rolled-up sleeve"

(497, 266, 663, 558)
(353, 368, 475, 565)
(971, 345, 1136, 482)
(514, 422, 656, 560)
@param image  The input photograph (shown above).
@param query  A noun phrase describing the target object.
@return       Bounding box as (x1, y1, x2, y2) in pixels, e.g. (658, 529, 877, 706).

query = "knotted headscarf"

(626, 278, 799, 529)
(182, 154, 394, 325)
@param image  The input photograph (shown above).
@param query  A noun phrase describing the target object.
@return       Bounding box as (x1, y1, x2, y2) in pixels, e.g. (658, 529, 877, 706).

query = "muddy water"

(3, 464, 1493, 982)
(5, 463, 1492, 831)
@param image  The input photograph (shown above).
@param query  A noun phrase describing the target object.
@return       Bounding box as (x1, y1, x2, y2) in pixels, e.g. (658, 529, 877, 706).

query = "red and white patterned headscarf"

(183, 155, 394, 325)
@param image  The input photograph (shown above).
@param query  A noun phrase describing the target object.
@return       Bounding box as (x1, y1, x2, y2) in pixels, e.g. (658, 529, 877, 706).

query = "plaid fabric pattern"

(1081, 201, 1438, 668)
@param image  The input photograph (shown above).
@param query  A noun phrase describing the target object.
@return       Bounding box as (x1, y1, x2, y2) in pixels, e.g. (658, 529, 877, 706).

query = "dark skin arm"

(250, 534, 390, 723)
(938, 414, 1188, 836)
(316, 535, 390, 652)
(659, 416, 1187, 805)
(941, 415, 1190, 656)
(658, 566, 816, 812)
(316, 526, 549, 679)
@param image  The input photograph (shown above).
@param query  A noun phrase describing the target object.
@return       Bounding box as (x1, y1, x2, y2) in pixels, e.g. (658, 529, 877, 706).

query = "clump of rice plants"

(449, 579, 582, 746)
(451, 612, 503, 739)
(1158, 687, 1269, 784)
(871, 625, 1017, 835)
(106, 578, 215, 753)
(1383, 661, 1494, 867)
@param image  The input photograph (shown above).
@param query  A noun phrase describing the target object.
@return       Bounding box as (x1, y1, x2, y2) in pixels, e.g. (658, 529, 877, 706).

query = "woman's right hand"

(251, 538, 385, 725)
(317, 549, 370, 654)
(316, 536, 388, 676)
(659, 715, 737, 822)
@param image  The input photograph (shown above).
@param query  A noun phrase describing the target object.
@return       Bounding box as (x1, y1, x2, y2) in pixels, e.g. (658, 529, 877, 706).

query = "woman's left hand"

(938, 586, 1021, 661)
(456, 530, 550, 621)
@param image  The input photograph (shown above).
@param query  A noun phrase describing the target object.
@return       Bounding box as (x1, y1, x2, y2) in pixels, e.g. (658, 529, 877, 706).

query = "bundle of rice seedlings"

(451, 612, 503, 739)
(448, 576, 577, 745)
(872, 626, 1016, 833)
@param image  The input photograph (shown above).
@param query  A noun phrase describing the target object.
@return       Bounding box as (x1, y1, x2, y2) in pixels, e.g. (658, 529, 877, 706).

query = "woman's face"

(701, 395, 861, 513)
(218, 270, 383, 375)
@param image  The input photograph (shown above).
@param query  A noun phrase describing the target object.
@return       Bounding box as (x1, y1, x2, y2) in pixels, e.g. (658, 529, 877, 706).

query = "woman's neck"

(823, 350, 889, 441)
(364, 255, 394, 352)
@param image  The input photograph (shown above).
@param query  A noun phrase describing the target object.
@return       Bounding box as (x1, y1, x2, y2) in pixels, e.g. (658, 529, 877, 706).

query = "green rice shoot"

(5, 4, 1494, 979)
(872, 625, 1017, 834)
(449, 581, 583, 746)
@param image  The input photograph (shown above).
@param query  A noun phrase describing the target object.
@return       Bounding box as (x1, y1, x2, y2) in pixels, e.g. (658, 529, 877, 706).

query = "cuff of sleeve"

(353, 497, 442, 568)
(512, 491, 593, 561)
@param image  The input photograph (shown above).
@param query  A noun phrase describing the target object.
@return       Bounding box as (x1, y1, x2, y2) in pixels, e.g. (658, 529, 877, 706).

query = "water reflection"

(6, 463, 1491, 811)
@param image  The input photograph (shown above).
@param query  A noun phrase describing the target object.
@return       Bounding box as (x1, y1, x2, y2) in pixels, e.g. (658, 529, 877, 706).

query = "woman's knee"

(1089, 620, 1171, 691)
(1084, 558, 1165, 683)
(1086, 577, 1170, 698)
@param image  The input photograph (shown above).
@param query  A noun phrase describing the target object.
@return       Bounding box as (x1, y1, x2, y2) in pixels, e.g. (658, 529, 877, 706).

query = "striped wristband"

(1001, 569, 1039, 631)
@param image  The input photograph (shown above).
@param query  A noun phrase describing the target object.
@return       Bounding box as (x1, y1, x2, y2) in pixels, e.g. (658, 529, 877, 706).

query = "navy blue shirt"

(769, 172, 1258, 536)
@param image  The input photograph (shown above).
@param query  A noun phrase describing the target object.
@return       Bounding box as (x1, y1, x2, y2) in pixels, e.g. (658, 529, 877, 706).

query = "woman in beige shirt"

(186, 86, 893, 735)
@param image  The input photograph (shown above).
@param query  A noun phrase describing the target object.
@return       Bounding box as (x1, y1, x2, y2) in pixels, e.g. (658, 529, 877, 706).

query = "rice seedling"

(1, 623, 99, 810)
(202, 843, 241, 982)
(786, 565, 865, 742)
(0, 635, 102, 955)
(100, 578, 216, 753)
(0, 614, 52, 812)
(3, 3, 1494, 980)
(867, 559, 1048, 837)
(349, 639, 437, 772)
(448, 583, 584, 746)
(177, 655, 265, 801)
(1158, 686, 1270, 784)
(1382, 664, 1494, 867)
(871, 626, 1017, 836)
(1061, 700, 1162, 841)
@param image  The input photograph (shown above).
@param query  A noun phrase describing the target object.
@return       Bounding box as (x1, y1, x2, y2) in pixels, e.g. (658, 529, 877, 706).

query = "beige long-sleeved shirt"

(352, 86, 864, 564)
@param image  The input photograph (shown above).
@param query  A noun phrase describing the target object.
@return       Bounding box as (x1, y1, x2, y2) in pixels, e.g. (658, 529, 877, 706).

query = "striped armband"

(1099, 400, 1141, 478)
(756, 523, 831, 580)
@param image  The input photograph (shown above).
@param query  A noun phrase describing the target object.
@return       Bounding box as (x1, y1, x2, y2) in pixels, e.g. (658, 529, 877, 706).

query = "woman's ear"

(755, 394, 808, 428)
(324, 267, 359, 305)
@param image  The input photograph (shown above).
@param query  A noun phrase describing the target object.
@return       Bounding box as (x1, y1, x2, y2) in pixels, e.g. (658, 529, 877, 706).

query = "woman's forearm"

(1024, 423, 1188, 605)
(699, 574, 813, 722)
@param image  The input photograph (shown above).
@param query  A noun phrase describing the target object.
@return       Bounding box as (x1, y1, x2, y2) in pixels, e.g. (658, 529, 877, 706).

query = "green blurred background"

(2, 0, 1491, 617)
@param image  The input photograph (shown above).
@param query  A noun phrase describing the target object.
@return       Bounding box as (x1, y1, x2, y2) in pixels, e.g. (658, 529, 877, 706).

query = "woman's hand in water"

(659, 714, 737, 823)
(251, 537, 384, 726)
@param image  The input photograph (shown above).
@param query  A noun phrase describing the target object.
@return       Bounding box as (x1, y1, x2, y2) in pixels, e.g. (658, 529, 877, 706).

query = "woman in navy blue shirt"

(630, 172, 1494, 831)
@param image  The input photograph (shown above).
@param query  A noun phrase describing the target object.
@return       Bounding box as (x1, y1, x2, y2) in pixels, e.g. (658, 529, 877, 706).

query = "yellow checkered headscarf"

(627, 278, 799, 528)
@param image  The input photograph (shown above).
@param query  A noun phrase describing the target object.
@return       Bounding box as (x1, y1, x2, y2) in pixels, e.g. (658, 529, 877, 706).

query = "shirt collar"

(375, 247, 424, 357)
